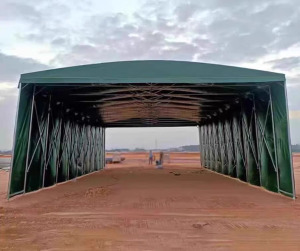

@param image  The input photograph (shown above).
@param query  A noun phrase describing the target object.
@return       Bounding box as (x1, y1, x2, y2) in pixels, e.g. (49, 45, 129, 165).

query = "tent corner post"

(103, 127, 106, 169)
(268, 86, 280, 193)
(7, 85, 22, 200)
(198, 125, 202, 167)
(23, 85, 36, 194)
(283, 81, 296, 199)
(253, 94, 263, 187)
(42, 94, 52, 188)
(55, 112, 63, 185)
(240, 104, 247, 182)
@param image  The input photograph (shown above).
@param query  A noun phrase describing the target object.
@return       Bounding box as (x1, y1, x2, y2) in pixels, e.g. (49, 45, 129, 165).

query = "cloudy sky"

(0, 0, 300, 150)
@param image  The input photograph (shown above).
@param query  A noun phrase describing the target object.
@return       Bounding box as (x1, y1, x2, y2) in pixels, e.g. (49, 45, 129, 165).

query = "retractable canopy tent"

(9, 60, 295, 198)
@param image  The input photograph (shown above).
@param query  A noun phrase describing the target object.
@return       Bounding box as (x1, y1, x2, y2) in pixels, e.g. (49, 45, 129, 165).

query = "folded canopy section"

(9, 84, 105, 197)
(199, 82, 295, 197)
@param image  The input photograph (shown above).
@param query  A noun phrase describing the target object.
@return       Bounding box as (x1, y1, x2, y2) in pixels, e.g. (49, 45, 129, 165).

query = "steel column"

(268, 87, 280, 193)
(103, 128, 106, 169)
(7, 85, 22, 199)
(23, 85, 36, 193)
(253, 95, 263, 186)
(55, 114, 63, 184)
(42, 94, 51, 188)
(283, 82, 296, 199)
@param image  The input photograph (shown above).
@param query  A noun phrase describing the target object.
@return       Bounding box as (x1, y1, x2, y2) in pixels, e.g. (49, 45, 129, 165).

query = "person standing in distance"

(149, 150, 153, 165)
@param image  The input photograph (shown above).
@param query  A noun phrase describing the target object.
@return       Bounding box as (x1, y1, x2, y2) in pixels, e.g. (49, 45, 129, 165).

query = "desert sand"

(1, 152, 300, 250)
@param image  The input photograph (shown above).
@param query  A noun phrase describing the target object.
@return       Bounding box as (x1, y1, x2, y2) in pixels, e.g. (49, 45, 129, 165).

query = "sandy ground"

(1, 153, 300, 250)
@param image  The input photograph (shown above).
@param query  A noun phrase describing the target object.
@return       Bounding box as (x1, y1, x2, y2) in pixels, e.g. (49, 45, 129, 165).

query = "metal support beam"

(198, 126, 202, 167)
(55, 111, 63, 184)
(103, 128, 106, 169)
(23, 85, 36, 193)
(42, 94, 51, 188)
(7, 85, 22, 199)
(283, 82, 296, 199)
(268, 87, 280, 193)
(253, 95, 263, 186)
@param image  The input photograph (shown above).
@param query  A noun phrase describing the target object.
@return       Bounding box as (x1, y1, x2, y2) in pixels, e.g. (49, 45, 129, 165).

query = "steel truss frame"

(46, 82, 258, 127)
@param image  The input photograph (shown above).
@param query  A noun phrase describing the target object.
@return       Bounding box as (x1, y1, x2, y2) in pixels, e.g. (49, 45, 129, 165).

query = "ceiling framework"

(19, 60, 286, 128)
(46, 82, 260, 127)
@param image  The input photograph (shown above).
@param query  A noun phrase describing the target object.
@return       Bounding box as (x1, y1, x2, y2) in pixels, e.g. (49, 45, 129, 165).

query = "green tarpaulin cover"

(9, 61, 295, 198)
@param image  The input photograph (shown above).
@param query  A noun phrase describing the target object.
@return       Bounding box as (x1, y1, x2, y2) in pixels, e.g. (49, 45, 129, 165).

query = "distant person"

(149, 150, 153, 165)
(159, 151, 164, 165)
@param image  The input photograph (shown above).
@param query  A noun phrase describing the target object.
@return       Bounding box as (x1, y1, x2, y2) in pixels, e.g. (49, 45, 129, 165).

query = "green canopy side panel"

(9, 84, 34, 196)
(271, 83, 295, 196)
(199, 82, 295, 198)
(242, 99, 260, 186)
(225, 118, 236, 178)
(9, 85, 105, 198)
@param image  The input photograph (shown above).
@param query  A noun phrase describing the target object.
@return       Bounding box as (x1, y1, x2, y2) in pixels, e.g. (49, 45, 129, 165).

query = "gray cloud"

(45, 0, 300, 67)
(51, 9, 197, 66)
(0, 1, 40, 22)
(51, 8, 204, 65)
(2, 0, 299, 67)
(0, 52, 48, 83)
(2, 0, 74, 46)
(198, 1, 300, 62)
(267, 57, 300, 71)
(174, 2, 199, 22)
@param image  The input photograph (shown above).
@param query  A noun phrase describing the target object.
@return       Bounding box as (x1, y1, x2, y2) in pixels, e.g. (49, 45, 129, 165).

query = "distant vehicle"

(112, 153, 122, 163)
(105, 157, 113, 164)
(105, 153, 125, 164)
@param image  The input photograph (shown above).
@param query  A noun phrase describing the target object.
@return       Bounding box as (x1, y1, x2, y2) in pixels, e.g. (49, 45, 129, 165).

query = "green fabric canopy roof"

(20, 60, 285, 84)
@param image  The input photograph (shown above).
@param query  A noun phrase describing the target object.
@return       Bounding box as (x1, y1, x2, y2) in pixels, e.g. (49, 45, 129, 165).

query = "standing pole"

(198, 125, 202, 167)
(283, 82, 296, 199)
(82, 125, 86, 175)
(23, 85, 36, 193)
(76, 126, 80, 178)
(103, 128, 106, 169)
(55, 112, 63, 184)
(240, 102, 248, 182)
(268, 86, 280, 193)
(7, 85, 22, 199)
(67, 122, 72, 180)
(79, 125, 84, 175)
(42, 94, 51, 188)
(253, 94, 263, 186)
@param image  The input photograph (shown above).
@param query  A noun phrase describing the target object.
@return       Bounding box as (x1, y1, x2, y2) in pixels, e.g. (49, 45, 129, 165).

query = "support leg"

(23, 86, 36, 193)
